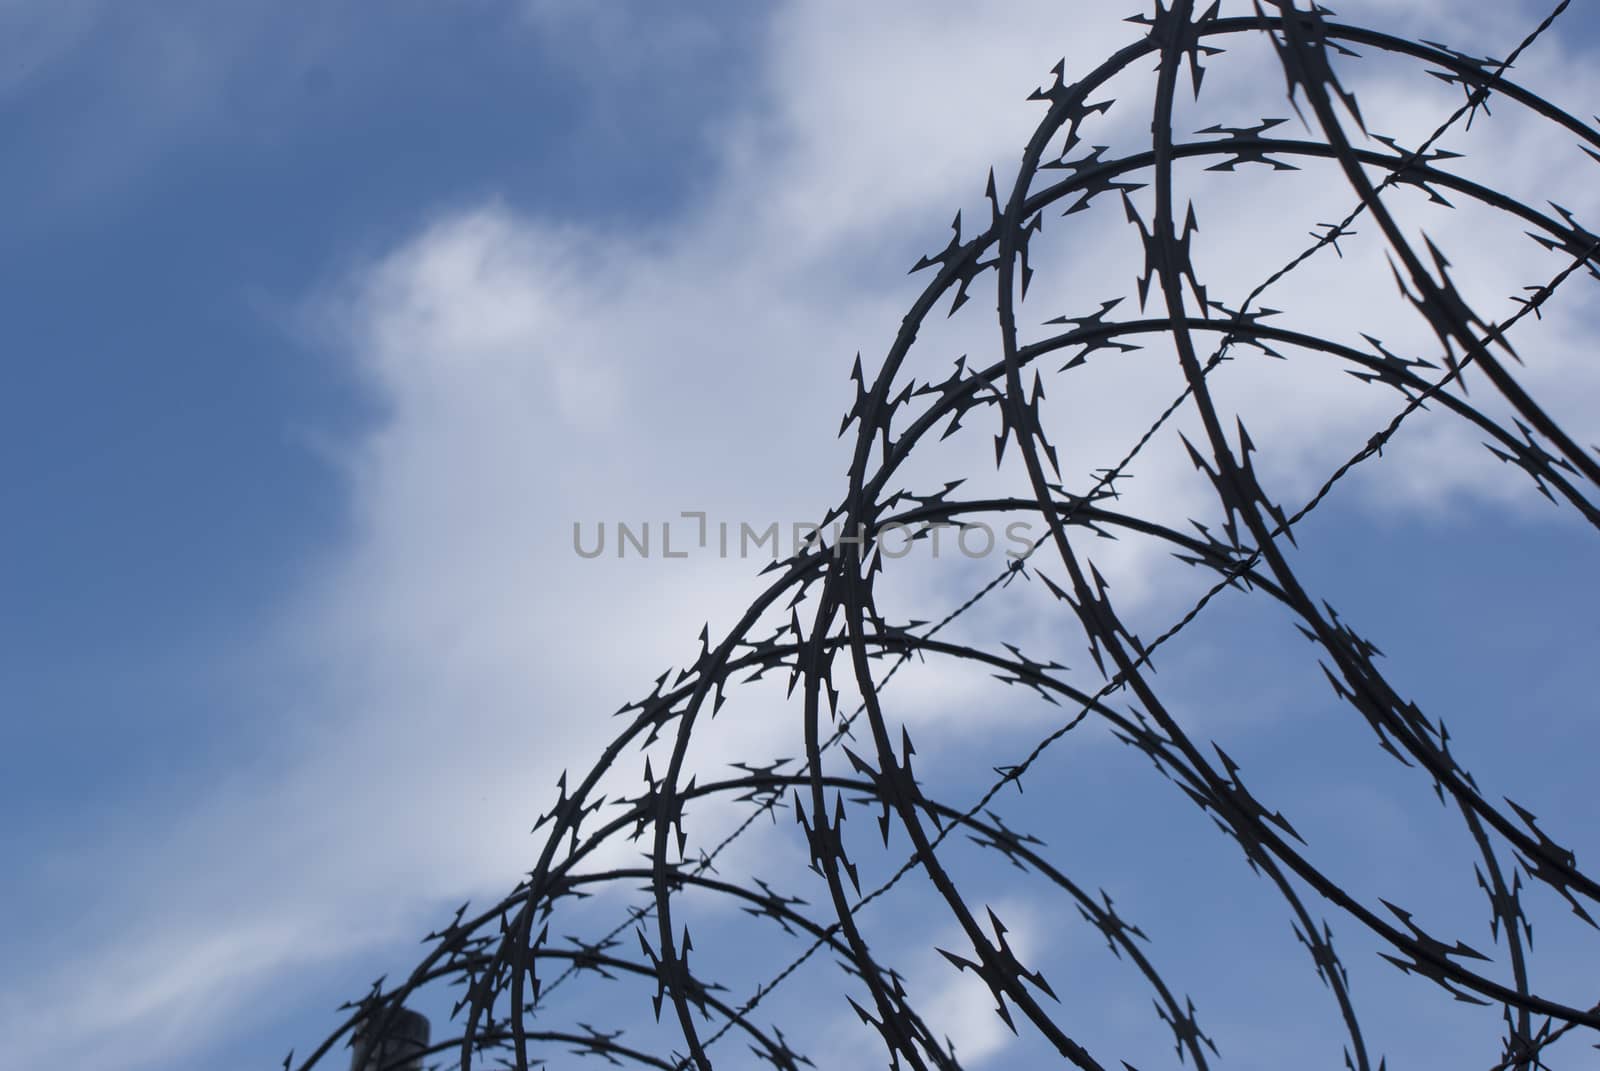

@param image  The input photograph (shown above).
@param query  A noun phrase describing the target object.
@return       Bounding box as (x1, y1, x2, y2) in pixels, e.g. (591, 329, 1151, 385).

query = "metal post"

(349, 1007, 429, 1071)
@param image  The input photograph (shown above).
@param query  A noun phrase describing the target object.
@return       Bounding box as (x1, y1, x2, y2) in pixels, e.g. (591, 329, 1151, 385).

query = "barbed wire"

(525, 1, 1587, 1032)
(295, 2, 1600, 1069)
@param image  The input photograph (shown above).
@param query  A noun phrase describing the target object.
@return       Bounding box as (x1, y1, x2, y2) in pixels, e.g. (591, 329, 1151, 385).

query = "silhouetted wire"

(669, 3, 1589, 1060)
(678, 232, 1600, 1067)
(294, 4, 1600, 1069)
(530, 0, 1571, 1019)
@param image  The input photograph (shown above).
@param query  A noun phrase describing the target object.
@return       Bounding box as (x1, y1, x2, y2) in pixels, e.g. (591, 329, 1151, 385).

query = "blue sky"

(3, 2, 1599, 1069)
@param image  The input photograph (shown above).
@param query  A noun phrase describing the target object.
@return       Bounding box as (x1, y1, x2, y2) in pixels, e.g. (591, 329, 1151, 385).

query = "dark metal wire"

(293, 3, 1600, 1068)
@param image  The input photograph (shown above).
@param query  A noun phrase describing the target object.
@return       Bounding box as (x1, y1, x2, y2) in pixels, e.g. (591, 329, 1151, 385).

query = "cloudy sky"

(4, 2, 1599, 1069)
